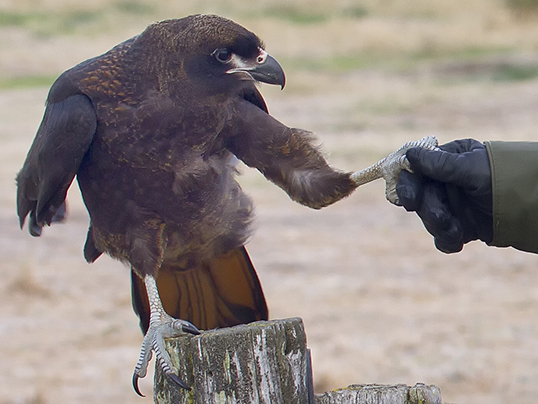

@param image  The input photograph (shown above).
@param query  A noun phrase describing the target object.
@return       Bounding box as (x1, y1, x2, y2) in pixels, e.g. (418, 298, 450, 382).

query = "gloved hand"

(396, 139, 493, 253)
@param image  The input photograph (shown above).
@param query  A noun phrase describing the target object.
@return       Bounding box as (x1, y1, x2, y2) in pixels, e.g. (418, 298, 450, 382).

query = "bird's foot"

(381, 136, 439, 205)
(132, 313, 200, 397)
(351, 135, 440, 205)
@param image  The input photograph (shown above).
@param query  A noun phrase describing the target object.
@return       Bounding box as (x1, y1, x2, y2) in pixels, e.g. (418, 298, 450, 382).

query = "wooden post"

(154, 318, 442, 404)
(315, 384, 442, 404)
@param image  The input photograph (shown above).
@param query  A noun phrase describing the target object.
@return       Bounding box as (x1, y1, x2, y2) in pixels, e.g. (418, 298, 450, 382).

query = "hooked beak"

(227, 51, 286, 89)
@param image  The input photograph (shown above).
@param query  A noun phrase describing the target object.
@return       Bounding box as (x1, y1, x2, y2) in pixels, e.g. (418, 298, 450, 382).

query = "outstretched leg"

(132, 274, 200, 397)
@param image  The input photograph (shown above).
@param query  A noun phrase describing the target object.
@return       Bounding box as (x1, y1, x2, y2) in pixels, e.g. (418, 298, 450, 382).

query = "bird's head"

(140, 15, 286, 94)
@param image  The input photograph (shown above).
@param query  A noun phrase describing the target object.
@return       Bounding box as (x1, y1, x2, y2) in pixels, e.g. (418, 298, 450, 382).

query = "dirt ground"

(2, 3, 538, 404)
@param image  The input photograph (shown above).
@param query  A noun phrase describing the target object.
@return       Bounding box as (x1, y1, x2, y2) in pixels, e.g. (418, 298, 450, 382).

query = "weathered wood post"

(154, 318, 442, 404)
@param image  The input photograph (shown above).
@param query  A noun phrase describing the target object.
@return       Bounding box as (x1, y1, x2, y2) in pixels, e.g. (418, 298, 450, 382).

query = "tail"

(131, 246, 268, 333)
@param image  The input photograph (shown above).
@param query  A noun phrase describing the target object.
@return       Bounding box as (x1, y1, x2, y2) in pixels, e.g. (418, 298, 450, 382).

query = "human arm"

(396, 139, 538, 254)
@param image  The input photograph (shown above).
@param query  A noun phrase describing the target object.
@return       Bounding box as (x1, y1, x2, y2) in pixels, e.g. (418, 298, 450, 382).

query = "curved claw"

(132, 373, 145, 397)
(168, 373, 190, 390)
(182, 322, 201, 335)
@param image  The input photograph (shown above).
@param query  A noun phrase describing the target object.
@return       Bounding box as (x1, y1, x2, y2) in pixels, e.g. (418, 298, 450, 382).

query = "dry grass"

(7, 264, 52, 299)
(1, 0, 538, 82)
(1, 1, 538, 404)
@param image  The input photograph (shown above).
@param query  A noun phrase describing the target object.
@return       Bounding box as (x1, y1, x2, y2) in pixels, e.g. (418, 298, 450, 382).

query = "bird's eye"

(213, 48, 232, 63)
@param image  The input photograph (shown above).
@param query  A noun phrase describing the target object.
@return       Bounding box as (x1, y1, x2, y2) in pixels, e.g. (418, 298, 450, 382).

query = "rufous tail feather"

(131, 246, 268, 333)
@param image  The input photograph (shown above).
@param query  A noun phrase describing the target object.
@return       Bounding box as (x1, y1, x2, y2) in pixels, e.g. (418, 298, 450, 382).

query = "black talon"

(169, 373, 190, 390)
(132, 373, 145, 397)
(182, 322, 201, 335)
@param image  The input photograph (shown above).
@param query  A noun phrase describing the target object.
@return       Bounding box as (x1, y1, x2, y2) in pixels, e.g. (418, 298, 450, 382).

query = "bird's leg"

(351, 135, 440, 205)
(132, 274, 200, 397)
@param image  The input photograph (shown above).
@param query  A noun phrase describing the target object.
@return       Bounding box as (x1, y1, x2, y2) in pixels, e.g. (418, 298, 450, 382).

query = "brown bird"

(16, 14, 358, 394)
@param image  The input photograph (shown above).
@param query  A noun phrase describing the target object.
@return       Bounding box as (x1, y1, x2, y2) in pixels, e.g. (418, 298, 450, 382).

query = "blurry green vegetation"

(263, 5, 330, 24)
(504, 0, 538, 14)
(1, 0, 537, 91)
(260, 4, 368, 24)
(492, 64, 538, 81)
(432, 61, 538, 86)
(0, 1, 367, 34)
(0, 0, 157, 35)
(283, 55, 380, 72)
(0, 9, 102, 35)
(283, 46, 515, 74)
(0, 11, 31, 26)
(412, 46, 511, 63)
(113, 0, 156, 15)
(0, 75, 56, 90)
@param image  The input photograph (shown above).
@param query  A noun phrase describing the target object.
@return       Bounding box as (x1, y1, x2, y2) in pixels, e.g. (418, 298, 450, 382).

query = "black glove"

(396, 139, 493, 253)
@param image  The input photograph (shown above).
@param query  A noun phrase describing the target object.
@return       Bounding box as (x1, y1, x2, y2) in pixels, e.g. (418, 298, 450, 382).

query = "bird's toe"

(132, 315, 197, 395)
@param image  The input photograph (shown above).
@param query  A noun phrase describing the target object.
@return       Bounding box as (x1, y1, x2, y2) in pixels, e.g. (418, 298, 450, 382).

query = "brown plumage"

(16, 14, 358, 393)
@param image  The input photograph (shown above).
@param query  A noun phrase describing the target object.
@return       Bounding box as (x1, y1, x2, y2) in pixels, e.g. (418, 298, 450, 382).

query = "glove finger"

(396, 170, 422, 212)
(434, 237, 464, 254)
(415, 181, 464, 246)
(406, 147, 474, 188)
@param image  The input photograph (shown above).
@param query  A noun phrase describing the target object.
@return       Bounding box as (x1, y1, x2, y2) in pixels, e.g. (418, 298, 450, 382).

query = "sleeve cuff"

(485, 141, 538, 254)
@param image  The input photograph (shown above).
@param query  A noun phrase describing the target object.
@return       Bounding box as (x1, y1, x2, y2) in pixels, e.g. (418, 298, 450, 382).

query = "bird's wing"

(17, 91, 97, 236)
(131, 246, 268, 333)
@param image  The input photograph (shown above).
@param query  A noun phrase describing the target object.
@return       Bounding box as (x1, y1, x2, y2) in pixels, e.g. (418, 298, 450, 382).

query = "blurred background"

(1, 0, 538, 403)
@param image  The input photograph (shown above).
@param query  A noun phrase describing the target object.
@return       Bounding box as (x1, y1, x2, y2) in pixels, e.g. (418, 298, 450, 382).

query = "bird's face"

(210, 45, 286, 89)
(152, 15, 286, 95)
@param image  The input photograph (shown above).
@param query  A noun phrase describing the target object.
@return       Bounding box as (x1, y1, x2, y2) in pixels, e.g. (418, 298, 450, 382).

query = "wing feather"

(17, 93, 96, 235)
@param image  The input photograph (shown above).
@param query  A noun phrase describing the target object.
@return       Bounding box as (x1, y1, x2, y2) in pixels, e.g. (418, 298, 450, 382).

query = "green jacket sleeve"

(484, 141, 538, 254)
